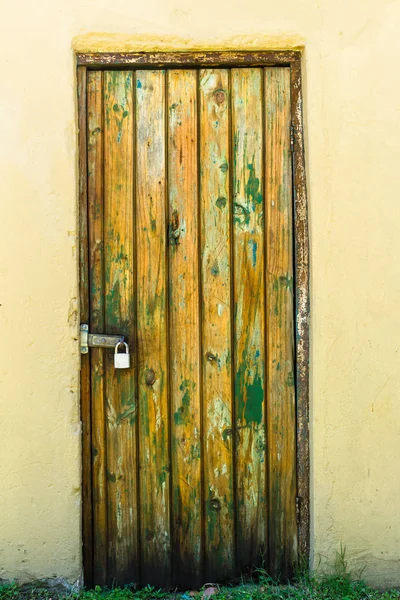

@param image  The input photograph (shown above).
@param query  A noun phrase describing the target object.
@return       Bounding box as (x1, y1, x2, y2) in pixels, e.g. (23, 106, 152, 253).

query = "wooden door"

(80, 66, 297, 589)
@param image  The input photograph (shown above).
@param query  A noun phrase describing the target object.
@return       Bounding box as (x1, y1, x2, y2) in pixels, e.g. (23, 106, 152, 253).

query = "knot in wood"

(214, 89, 226, 105)
(145, 368, 156, 386)
(210, 498, 221, 511)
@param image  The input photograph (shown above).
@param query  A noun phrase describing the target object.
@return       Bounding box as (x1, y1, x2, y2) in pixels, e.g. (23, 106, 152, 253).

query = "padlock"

(114, 342, 130, 369)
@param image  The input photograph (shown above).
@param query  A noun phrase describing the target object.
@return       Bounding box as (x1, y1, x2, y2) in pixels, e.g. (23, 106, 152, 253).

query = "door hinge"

(80, 324, 125, 354)
(290, 123, 295, 154)
(296, 496, 301, 524)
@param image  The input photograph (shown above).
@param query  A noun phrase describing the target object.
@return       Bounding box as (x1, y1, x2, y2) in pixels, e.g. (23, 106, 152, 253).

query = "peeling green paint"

(245, 161, 262, 204)
(113, 247, 129, 263)
(210, 261, 220, 276)
(140, 385, 150, 437)
(124, 71, 132, 93)
(235, 357, 264, 426)
(286, 371, 295, 387)
(104, 73, 131, 144)
(249, 239, 257, 267)
(244, 370, 264, 425)
(145, 291, 165, 324)
(116, 403, 137, 425)
(222, 428, 233, 444)
(106, 280, 121, 320)
(188, 444, 201, 462)
(279, 273, 293, 291)
(233, 202, 250, 227)
(159, 469, 167, 486)
(173, 379, 195, 426)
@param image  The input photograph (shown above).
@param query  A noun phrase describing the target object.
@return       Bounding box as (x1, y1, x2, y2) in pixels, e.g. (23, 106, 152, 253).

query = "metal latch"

(80, 324, 125, 354)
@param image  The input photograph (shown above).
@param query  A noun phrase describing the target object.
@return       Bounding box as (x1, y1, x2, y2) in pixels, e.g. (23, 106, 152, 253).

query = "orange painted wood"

(135, 70, 171, 587)
(265, 67, 297, 579)
(167, 70, 202, 588)
(231, 68, 267, 571)
(199, 68, 235, 580)
(103, 70, 139, 585)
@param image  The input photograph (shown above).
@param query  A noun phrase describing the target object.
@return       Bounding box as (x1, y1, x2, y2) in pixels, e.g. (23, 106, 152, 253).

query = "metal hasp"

(80, 324, 125, 354)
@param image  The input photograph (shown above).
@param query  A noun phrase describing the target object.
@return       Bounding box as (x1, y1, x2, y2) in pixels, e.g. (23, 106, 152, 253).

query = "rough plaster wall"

(0, 0, 400, 588)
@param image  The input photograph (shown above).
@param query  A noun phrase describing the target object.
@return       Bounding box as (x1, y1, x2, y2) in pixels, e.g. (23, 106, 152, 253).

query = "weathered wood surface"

(231, 68, 267, 571)
(199, 68, 235, 580)
(167, 70, 202, 587)
(290, 60, 310, 562)
(103, 70, 139, 585)
(78, 65, 93, 588)
(77, 50, 301, 68)
(82, 64, 304, 588)
(87, 70, 108, 585)
(265, 67, 297, 578)
(136, 70, 171, 587)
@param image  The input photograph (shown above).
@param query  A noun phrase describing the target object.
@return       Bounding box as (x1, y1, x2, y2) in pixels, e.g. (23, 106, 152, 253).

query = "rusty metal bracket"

(80, 324, 125, 354)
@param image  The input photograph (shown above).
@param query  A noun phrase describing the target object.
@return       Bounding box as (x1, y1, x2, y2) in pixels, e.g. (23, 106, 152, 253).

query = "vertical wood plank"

(87, 70, 108, 585)
(291, 58, 310, 563)
(199, 69, 235, 580)
(136, 70, 171, 587)
(78, 65, 93, 588)
(231, 68, 267, 572)
(167, 70, 202, 588)
(265, 67, 297, 579)
(103, 70, 139, 585)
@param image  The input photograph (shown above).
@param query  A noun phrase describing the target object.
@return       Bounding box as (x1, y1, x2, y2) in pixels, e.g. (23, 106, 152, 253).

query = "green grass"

(1, 575, 399, 600)
(1, 550, 399, 600)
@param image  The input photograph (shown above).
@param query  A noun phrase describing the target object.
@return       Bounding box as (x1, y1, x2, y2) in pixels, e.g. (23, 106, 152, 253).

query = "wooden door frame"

(77, 50, 310, 585)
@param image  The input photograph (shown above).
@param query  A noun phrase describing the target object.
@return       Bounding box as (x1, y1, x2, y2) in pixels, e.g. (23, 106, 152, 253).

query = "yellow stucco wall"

(1, 0, 400, 589)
